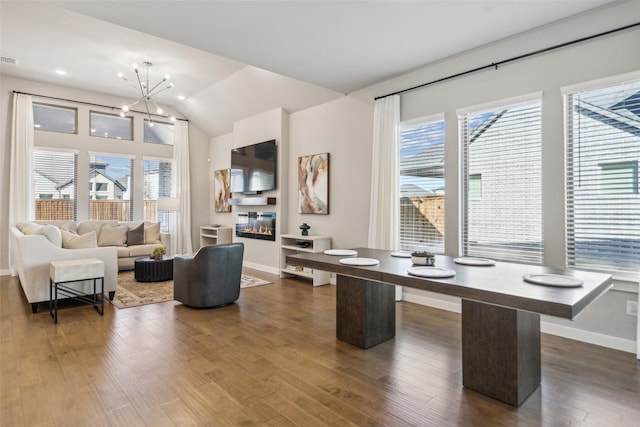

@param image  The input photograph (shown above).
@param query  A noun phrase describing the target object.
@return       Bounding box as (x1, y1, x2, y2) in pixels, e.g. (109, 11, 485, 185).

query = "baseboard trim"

(540, 321, 637, 354)
(0, 269, 11, 277)
(402, 292, 636, 354)
(243, 261, 279, 276)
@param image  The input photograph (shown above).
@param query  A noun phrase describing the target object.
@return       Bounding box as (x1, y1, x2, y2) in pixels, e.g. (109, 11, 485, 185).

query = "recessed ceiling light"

(55, 69, 67, 76)
(177, 95, 186, 101)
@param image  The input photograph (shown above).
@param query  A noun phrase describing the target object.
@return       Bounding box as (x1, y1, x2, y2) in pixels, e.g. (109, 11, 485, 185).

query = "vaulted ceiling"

(0, 1, 614, 137)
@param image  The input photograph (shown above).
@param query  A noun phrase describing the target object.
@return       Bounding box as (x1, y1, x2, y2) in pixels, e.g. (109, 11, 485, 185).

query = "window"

(89, 154, 133, 220)
(469, 174, 482, 199)
(33, 103, 76, 134)
(33, 149, 77, 221)
(599, 161, 638, 194)
(144, 120, 175, 145)
(566, 77, 640, 273)
(399, 118, 445, 253)
(460, 97, 543, 263)
(90, 111, 132, 140)
(143, 159, 174, 230)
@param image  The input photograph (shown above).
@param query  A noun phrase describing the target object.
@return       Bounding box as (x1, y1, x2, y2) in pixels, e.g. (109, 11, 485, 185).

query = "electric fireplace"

(236, 212, 276, 241)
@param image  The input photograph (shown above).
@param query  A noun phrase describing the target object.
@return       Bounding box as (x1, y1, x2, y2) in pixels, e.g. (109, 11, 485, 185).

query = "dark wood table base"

(461, 299, 541, 406)
(336, 275, 396, 349)
(336, 275, 542, 406)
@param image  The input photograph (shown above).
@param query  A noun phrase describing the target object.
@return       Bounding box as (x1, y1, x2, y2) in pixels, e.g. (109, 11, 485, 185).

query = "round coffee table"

(134, 255, 174, 282)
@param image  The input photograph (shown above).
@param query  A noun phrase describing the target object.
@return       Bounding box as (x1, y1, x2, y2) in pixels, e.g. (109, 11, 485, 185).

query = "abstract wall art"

(298, 153, 329, 214)
(214, 169, 232, 213)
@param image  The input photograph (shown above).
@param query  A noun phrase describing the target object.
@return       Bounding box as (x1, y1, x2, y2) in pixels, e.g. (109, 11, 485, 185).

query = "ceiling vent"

(0, 56, 19, 66)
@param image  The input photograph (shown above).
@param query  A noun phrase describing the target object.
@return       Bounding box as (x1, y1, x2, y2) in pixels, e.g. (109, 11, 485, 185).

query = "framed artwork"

(214, 169, 232, 213)
(298, 152, 329, 214)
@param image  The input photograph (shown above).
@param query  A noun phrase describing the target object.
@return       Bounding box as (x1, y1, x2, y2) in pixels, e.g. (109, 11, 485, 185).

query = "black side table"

(134, 256, 174, 282)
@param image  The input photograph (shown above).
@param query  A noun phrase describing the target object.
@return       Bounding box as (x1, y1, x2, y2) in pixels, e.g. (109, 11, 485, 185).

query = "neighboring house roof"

(90, 169, 127, 192)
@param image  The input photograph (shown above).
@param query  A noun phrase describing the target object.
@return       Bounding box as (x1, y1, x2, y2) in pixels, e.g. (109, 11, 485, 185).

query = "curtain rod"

(375, 21, 640, 101)
(11, 90, 188, 122)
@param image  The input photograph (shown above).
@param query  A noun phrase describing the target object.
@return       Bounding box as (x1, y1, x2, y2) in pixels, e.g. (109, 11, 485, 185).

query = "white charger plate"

(325, 249, 358, 256)
(339, 257, 380, 266)
(453, 257, 496, 266)
(390, 251, 412, 258)
(408, 267, 456, 278)
(522, 274, 583, 287)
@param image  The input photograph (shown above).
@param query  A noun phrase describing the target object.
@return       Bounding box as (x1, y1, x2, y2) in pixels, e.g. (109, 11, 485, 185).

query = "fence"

(35, 199, 159, 222)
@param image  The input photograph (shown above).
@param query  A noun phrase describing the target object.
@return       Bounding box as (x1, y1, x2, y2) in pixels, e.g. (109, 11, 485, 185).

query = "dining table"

(286, 247, 612, 406)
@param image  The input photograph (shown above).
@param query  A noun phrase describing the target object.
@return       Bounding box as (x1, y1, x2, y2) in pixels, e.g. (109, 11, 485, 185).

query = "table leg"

(461, 299, 541, 406)
(336, 275, 395, 349)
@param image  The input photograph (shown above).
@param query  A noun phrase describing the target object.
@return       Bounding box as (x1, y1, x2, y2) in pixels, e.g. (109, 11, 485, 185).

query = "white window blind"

(399, 119, 445, 253)
(89, 154, 134, 221)
(34, 149, 77, 221)
(460, 98, 543, 263)
(566, 78, 640, 273)
(143, 159, 174, 229)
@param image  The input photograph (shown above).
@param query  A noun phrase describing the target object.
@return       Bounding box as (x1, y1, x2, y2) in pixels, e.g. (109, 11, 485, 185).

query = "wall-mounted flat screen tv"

(230, 139, 277, 194)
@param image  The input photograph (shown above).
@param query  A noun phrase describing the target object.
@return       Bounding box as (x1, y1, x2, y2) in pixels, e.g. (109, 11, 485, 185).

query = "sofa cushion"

(128, 243, 163, 257)
(116, 246, 131, 258)
(127, 223, 145, 246)
(98, 224, 128, 247)
(144, 222, 161, 244)
(17, 222, 41, 235)
(63, 230, 98, 249)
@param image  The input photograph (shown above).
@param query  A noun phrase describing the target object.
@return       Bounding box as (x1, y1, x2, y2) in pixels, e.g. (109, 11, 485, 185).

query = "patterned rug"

(111, 270, 271, 309)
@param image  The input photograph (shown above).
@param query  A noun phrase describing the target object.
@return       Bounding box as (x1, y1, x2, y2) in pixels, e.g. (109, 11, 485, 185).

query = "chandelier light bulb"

(122, 105, 129, 112)
(169, 116, 176, 123)
(117, 72, 124, 79)
(157, 107, 163, 114)
(164, 74, 170, 80)
(169, 83, 175, 88)
(133, 63, 138, 72)
(149, 121, 155, 127)
(119, 111, 125, 118)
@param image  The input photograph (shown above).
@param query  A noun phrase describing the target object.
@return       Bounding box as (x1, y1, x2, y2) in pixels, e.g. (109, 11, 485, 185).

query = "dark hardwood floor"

(1, 270, 638, 426)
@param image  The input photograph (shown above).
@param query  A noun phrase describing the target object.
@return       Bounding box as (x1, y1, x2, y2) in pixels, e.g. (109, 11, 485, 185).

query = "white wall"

(0, 75, 209, 271)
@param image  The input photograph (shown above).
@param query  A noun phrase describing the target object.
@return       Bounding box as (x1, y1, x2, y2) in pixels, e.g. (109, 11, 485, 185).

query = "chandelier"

(118, 61, 175, 125)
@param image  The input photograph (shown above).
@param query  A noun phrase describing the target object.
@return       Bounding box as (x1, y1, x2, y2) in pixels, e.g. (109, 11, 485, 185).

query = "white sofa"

(10, 220, 168, 313)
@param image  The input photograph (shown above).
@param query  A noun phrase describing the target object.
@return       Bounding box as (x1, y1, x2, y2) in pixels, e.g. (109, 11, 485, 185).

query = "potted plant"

(152, 247, 166, 261)
(411, 250, 435, 266)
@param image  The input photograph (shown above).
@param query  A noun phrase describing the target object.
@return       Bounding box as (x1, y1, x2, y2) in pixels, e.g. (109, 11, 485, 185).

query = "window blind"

(399, 119, 445, 253)
(566, 78, 640, 273)
(143, 159, 174, 229)
(33, 149, 77, 221)
(460, 98, 543, 263)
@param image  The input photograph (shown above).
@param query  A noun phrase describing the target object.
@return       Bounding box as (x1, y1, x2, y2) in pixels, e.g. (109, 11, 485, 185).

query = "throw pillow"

(98, 224, 128, 247)
(144, 222, 161, 244)
(60, 229, 79, 248)
(64, 231, 97, 249)
(127, 223, 145, 246)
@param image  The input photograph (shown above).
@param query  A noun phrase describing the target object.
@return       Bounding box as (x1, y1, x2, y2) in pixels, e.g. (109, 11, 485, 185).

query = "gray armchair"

(173, 242, 244, 308)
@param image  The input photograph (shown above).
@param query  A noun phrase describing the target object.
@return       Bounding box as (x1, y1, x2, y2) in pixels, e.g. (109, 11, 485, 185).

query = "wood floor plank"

(1, 271, 639, 426)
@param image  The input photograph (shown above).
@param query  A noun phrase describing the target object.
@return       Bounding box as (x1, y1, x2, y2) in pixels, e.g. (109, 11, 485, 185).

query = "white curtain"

(173, 120, 194, 255)
(368, 95, 402, 299)
(9, 93, 35, 273)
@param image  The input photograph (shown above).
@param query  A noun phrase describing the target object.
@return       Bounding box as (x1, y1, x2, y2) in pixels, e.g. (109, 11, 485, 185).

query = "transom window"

(33, 103, 77, 134)
(90, 111, 132, 140)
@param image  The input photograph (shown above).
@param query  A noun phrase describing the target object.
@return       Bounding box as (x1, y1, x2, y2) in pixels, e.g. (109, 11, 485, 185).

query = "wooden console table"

(286, 248, 612, 406)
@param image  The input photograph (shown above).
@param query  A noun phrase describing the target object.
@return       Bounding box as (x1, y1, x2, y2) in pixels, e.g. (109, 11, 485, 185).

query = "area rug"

(111, 271, 272, 309)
